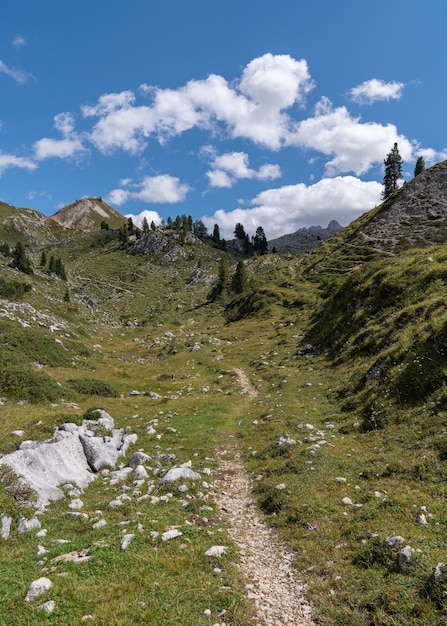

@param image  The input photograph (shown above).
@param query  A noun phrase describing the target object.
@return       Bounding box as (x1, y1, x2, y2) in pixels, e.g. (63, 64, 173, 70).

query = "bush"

(68, 378, 119, 397)
(0, 277, 31, 299)
(0, 364, 67, 402)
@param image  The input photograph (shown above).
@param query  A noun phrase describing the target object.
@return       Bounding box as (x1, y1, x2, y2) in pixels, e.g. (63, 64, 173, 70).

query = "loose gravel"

(214, 444, 314, 626)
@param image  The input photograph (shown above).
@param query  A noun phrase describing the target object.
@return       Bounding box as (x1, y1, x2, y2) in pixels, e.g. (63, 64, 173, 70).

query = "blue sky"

(1, 0, 445, 240)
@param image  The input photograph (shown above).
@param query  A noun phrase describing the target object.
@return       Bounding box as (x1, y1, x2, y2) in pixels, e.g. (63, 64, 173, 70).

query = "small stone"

(68, 499, 84, 509)
(18, 516, 41, 534)
(1, 514, 12, 539)
(92, 519, 107, 529)
(39, 600, 56, 613)
(205, 545, 228, 557)
(25, 577, 53, 602)
(161, 529, 183, 541)
(120, 533, 135, 550)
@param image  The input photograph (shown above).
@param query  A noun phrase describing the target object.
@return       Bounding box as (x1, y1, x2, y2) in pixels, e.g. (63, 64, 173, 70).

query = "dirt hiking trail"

(212, 369, 314, 625)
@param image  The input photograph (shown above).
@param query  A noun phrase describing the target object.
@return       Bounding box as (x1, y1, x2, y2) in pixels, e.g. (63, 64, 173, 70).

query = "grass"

(1, 224, 447, 623)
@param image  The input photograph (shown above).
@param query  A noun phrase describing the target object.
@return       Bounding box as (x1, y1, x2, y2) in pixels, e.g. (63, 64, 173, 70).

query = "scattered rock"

(161, 529, 183, 541)
(161, 464, 200, 484)
(120, 533, 135, 550)
(24, 577, 53, 602)
(18, 516, 41, 534)
(205, 545, 228, 557)
(399, 545, 415, 569)
(1, 514, 12, 539)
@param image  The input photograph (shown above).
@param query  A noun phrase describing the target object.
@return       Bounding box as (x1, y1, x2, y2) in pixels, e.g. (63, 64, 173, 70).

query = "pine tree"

(252, 226, 268, 254)
(40, 250, 47, 267)
(231, 260, 247, 294)
(382, 143, 403, 200)
(212, 224, 221, 244)
(414, 156, 426, 177)
(13, 241, 33, 274)
(142, 217, 150, 234)
(234, 223, 246, 240)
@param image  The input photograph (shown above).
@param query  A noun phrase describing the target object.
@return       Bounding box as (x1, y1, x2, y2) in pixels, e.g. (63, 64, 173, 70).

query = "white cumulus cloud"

(82, 53, 315, 154)
(206, 151, 281, 188)
(350, 79, 405, 104)
(202, 176, 382, 240)
(289, 97, 415, 176)
(106, 174, 191, 206)
(33, 113, 85, 161)
(125, 209, 163, 228)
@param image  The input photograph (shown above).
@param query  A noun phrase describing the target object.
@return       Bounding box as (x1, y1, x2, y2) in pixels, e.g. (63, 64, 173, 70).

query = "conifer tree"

(212, 224, 221, 244)
(40, 250, 47, 267)
(231, 260, 247, 294)
(142, 217, 150, 234)
(414, 156, 425, 177)
(13, 241, 33, 274)
(252, 226, 268, 254)
(382, 143, 403, 200)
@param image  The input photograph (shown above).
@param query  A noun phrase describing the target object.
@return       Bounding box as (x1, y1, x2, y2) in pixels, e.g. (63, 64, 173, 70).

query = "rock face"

(48, 197, 125, 231)
(355, 161, 447, 253)
(0, 410, 136, 509)
(127, 230, 199, 265)
(268, 220, 341, 253)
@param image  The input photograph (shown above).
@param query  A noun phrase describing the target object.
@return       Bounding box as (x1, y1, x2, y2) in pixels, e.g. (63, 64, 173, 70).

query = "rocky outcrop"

(353, 160, 447, 253)
(0, 410, 137, 509)
(48, 198, 125, 231)
(269, 220, 341, 253)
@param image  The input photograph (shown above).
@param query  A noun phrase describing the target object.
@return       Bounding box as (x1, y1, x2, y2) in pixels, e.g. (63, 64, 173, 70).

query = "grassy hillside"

(1, 211, 447, 624)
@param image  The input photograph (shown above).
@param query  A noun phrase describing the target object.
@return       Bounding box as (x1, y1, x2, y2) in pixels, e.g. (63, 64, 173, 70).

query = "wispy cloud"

(0, 151, 37, 176)
(0, 59, 33, 85)
(12, 34, 26, 48)
(349, 79, 405, 105)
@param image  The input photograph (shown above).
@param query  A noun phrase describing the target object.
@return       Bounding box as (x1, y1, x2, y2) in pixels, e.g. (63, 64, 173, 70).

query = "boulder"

(0, 413, 136, 509)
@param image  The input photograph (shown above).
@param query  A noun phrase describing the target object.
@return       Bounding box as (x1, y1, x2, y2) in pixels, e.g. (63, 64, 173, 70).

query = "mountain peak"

(48, 197, 125, 231)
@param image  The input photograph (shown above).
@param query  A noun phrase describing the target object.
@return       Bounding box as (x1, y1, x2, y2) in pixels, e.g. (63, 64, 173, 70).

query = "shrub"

(68, 378, 119, 397)
(0, 364, 67, 402)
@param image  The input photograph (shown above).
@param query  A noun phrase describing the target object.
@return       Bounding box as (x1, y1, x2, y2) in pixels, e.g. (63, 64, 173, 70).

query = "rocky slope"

(268, 220, 341, 253)
(48, 197, 125, 231)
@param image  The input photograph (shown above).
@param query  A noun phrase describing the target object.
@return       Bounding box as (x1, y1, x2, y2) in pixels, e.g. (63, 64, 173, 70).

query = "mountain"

(0, 201, 66, 247)
(303, 159, 447, 277)
(48, 197, 126, 231)
(268, 219, 341, 253)
(2, 164, 447, 624)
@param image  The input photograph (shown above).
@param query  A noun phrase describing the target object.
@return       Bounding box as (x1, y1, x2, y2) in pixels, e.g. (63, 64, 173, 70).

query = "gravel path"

(214, 445, 314, 625)
(212, 369, 314, 625)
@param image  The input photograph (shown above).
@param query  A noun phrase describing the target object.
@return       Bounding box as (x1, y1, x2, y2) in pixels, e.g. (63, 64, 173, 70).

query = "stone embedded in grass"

(161, 529, 183, 541)
(205, 545, 228, 557)
(386, 535, 405, 547)
(128, 451, 151, 468)
(398, 545, 415, 569)
(1, 514, 12, 539)
(24, 577, 53, 602)
(161, 463, 200, 484)
(277, 435, 296, 446)
(92, 519, 107, 529)
(18, 516, 41, 534)
(68, 498, 84, 509)
(38, 600, 56, 613)
(120, 533, 135, 550)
